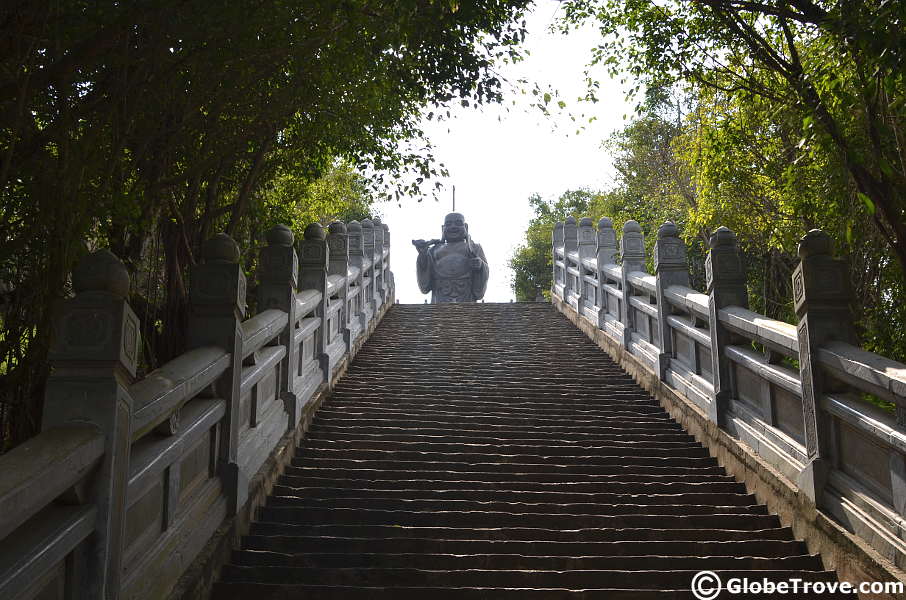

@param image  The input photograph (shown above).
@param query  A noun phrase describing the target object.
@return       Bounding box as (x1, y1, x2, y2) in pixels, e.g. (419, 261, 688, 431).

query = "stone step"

(288, 457, 726, 476)
(231, 550, 820, 571)
(255, 506, 780, 531)
(294, 443, 711, 460)
(277, 474, 745, 495)
(305, 429, 697, 444)
(220, 564, 841, 589)
(240, 534, 808, 557)
(284, 465, 735, 485)
(269, 485, 759, 506)
(211, 581, 848, 600)
(266, 496, 768, 516)
(310, 417, 682, 431)
(309, 423, 688, 437)
(248, 522, 795, 543)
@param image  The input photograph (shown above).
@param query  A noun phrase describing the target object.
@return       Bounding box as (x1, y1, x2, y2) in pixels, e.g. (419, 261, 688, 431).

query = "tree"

(0, 0, 533, 448)
(510, 190, 601, 301)
(558, 0, 906, 273)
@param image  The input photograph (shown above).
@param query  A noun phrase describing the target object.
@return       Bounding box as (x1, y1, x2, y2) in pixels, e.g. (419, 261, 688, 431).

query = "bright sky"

(378, 1, 632, 303)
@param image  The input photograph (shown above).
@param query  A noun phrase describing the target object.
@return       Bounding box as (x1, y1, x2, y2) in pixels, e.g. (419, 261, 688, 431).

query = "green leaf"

(858, 192, 876, 215)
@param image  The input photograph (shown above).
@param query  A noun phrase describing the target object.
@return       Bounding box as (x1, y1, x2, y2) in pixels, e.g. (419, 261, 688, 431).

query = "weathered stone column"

(298, 223, 329, 381)
(382, 222, 391, 299)
(654, 222, 690, 380)
(258, 224, 299, 425)
(188, 233, 246, 513)
(563, 216, 578, 302)
(552, 221, 565, 296)
(347, 220, 367, 332)
(705, 226, 748, 426)
(361, 218, 380, 314)
(620, 220, 646, 350)
(577, 217, 596, 310)
(596, 217, 618, 330)
(793, 229, 858, 502)
(373, 217, 386, 301)
(327, 221, 350, 351)
(43, 249, 139, 599)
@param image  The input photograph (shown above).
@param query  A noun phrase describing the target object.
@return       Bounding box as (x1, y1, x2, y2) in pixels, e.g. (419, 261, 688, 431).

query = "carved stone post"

(361, 218, 379, 313)
(347, 220, 367, 332)
(596, 217, 618, 329)
(373, 217, 386, 301)
(382, 222, 391, 299)
(258, 224, 299, 425)
(577, 217, 595, 310)
(620, 220, 646, 350)
(188, 233, 246, 513)
(563, 216, 578, 302)
(793, 229, 858, 502)
(298, 223, 329, 382)
(654, 222, 689, 380)
(706, 226, 748, 426)
(327, 221, 350, 352)
(43, 249, 139, 599)
(552, 222, 565, 296)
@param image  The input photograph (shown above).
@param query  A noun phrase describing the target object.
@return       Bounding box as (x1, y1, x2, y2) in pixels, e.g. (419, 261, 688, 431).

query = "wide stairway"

(213, 303, 843, 599)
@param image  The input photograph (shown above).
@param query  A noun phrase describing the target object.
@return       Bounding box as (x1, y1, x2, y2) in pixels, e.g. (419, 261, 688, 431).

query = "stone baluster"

(326, 221, 350, 351)
(552, 221, 565, 295)
(373, 217, 386, 301)
(347, 220, 367, 331)
(619, 220, 646, 350)
(705, 226, 748, 426)
(43, 249, 140, 598)
(654, 222, 690, 380)
(577, 217, 596, 309)
(361, 218, 379, 313)
(258, 224, 299, 425)
(187, 233, 247, 513)
(792, 229, 860, 502)
(298, 223, 329, 381)
(563, 216, 578, 301)
(596, 217, 619, 329)
(382, 222, 391, 298)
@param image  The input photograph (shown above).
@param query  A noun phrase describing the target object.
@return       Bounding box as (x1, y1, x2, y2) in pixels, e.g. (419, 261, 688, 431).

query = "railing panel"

(0, 425, 104, 541)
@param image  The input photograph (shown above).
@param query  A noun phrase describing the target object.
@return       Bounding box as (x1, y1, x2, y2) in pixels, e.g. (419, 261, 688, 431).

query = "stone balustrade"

(552, 219, 906, 576)
(0, 220, 394, 600)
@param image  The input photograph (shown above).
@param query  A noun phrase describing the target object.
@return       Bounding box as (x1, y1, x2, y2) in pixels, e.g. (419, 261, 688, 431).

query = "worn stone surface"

(213, 303, 849, 599)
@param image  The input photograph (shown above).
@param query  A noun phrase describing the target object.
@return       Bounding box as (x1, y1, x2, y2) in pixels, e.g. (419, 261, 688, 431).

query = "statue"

(413, 212, 489, 303)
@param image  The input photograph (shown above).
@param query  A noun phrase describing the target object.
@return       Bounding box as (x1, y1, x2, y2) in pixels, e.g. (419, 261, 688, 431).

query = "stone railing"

(0, 219, 394, 600)
(553, 216, 906, 578)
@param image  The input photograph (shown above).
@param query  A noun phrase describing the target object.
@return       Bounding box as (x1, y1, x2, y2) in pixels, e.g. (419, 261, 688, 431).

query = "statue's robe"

(416, 239, 488, 303)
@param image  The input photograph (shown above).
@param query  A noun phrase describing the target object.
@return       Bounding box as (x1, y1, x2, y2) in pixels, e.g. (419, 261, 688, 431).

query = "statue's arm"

(416, 250, 433, 293)
(472, 243, 489, 300)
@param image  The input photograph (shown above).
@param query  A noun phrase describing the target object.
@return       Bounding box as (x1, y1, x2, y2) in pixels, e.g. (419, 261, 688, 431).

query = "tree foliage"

(0, 0, 531, 448)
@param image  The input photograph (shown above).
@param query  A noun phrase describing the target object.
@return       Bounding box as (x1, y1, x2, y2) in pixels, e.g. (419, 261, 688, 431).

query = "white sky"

(378, 1, 632, 303)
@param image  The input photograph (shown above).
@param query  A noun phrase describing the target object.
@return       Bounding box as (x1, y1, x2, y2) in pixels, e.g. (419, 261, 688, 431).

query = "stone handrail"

(0, 219, 394, 600)
(551, 218, 906, 575)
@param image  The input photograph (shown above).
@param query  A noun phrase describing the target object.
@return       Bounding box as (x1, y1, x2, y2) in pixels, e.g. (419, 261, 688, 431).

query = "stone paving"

(213, 303, 845, 599)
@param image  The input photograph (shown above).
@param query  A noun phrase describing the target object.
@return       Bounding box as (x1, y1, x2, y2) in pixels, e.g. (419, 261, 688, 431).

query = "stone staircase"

(213, 303, 844, 599)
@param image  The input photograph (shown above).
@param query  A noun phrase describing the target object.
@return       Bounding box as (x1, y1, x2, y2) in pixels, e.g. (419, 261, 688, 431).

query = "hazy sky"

(379, 1, 631, 303)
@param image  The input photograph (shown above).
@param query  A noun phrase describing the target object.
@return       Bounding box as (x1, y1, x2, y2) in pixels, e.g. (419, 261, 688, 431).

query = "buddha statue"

(413, 212, 489, 303)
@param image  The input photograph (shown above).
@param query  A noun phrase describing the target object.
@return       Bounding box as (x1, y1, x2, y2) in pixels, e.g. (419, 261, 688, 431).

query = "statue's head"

(442, 212, 468, 243)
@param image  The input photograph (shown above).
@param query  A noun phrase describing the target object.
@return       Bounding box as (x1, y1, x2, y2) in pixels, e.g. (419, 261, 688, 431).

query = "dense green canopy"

(0, 0, 531, 448)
